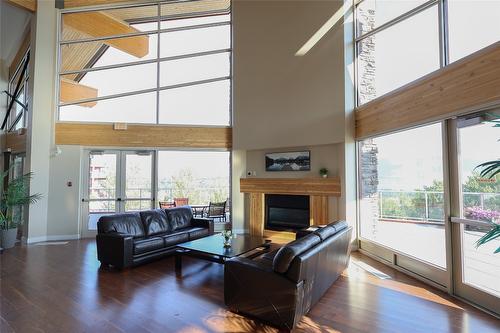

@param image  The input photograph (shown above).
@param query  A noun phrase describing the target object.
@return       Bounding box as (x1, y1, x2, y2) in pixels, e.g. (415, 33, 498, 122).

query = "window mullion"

(355, 0, 439, 42)
(440, 0, 450, 66)
(156, 2, 161, 125)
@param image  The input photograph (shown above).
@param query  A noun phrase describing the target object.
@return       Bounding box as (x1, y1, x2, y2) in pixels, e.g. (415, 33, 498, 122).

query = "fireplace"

(265, 194, 310, 231)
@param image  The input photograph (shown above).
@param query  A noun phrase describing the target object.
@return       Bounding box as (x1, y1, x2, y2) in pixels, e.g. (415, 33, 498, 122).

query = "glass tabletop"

(177, 234, 268, 258)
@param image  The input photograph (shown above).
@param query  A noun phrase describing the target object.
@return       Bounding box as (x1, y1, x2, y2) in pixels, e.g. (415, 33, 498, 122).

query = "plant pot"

(321, 174, 328, 178)
(1, 228, 18, 249)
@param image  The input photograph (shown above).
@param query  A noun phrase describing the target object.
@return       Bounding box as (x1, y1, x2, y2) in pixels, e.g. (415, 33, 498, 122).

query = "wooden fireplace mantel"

(240, 178, 341, 239)
(240, 177, 341, 196)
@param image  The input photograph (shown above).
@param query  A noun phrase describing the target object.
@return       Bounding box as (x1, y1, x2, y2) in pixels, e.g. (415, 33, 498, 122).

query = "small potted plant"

(0, 168, 41, 249)
(319, 168, 329, 178)
(221, 230, 232, 247)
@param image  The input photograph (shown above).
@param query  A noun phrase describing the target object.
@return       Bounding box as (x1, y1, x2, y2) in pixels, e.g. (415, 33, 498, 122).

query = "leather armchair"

(225, 256, 304, 330)
(224, 220, 352, 330)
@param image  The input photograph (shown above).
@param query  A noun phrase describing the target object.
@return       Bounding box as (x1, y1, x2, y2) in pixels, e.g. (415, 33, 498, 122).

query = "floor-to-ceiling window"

(359, 123, 446, 269)
(355, 0, 500, 314)
(450, 112, 500, 310)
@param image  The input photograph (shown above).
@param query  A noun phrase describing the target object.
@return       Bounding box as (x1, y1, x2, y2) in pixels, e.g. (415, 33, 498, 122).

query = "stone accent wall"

(357, 6, 379, 238)
(359, 139, 379, 238)
(357, 8, 377, 105)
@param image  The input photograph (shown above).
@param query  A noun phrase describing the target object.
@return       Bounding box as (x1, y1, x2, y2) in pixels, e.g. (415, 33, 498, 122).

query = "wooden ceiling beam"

(60, 78, 98, 108)
(63, 11, 149, 58)
(5, 0, 36, 12)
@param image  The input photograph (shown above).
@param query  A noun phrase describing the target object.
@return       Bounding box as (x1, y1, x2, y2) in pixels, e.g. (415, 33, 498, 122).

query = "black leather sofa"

(224, 220, 352, 330)
(96, 206, 214, 269)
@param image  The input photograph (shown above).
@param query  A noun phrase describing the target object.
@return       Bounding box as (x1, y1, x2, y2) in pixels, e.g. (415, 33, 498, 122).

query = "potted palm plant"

(474, 113, 500, 253)
(0, 168, 41, 249)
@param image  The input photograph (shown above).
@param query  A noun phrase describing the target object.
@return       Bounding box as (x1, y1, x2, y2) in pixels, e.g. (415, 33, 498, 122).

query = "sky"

(459, 120, 500, 184)
(372, 118, 500, 194)
(358, 0, 500, 102)
(374, 123, 443, 191)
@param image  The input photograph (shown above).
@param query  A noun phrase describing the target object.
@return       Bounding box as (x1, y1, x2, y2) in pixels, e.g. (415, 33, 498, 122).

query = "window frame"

(355, 120, 451, 290)
(354, 0, 449, 107)
(56, 0, 232, 126)
(7, 51, 30, 131)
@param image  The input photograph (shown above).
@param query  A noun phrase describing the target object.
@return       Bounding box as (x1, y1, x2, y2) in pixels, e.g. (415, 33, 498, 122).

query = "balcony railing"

(378, 190, 500, 224)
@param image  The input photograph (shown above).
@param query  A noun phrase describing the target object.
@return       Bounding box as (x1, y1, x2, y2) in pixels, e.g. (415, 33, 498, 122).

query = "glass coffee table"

(175, 234, 270, 270)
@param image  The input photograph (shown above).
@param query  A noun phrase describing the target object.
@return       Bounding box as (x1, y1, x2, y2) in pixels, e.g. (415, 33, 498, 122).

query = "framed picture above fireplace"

(265, 151, 311, 172)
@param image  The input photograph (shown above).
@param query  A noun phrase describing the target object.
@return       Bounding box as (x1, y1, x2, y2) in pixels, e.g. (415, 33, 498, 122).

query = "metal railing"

(88, 185, 229, 206)
(378, 190, 500, 223)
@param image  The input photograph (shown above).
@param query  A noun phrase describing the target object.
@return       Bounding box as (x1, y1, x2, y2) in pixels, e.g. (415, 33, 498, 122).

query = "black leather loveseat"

(96, 206, 214, 269)
(224, 220, 352, 330)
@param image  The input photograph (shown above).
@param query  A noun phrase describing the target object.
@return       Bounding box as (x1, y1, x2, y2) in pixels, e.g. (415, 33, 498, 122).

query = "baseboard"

(358, 248, 447, 292)
(27, 234, 80, 244)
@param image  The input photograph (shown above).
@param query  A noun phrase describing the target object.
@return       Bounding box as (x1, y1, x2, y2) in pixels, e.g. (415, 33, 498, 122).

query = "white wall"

(46, 145, 82, 238)
(339, 1, 357, 245)
(25, 0, 57, 243)
(233, 0, 346, 150)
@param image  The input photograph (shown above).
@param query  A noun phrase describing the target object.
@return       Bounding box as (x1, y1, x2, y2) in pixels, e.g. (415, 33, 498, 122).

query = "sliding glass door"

(358, 114, 500, 315)
(450, 113, 500, 314)
(358, 123, 448, 285)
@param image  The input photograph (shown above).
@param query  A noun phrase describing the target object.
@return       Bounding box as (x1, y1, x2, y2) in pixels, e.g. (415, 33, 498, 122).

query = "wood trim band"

(355, 42, 500, 139)
(1, 131, 27, 154)
(55, 123, 232, 148)
(240, 178, 341, 197)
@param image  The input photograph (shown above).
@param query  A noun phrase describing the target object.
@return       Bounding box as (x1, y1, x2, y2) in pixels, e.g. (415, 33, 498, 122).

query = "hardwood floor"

(1, 240, 498, 333)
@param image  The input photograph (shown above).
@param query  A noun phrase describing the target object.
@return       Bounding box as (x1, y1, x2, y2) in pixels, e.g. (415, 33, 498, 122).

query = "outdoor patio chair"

(174, 198, 189, 207)
(159, 201, 176, 209)
(205, 201, 227, 222)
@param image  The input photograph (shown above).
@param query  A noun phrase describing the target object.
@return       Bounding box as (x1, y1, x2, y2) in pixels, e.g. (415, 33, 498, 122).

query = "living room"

(0, 0, 499, 332)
